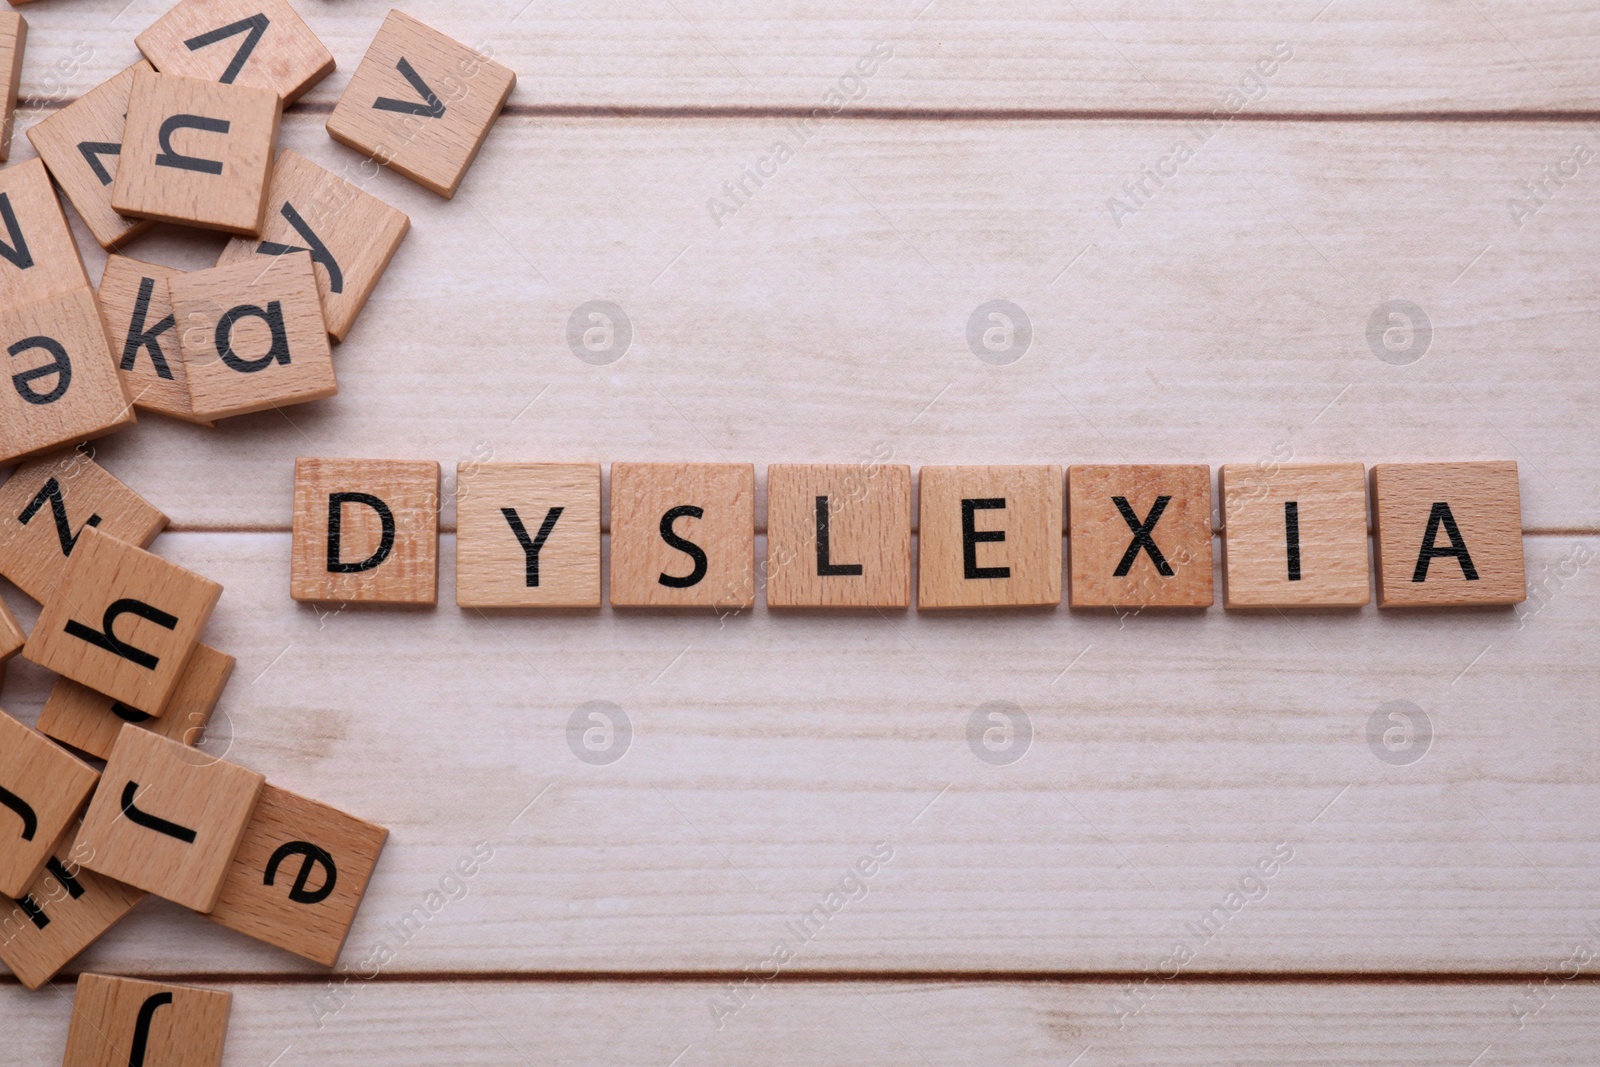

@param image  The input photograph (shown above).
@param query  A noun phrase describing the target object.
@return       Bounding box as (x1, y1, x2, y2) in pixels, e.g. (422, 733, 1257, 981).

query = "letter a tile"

(207, 783, 388, 965)
(326, 10, 515, 198)
(112, 68, 280, 234)
(290, 458, 440, 605)
(1067, 464, 1213, 608)
(1371, 461, 1525, 607)
(24, 527, 222, 716)
(136, 0, 335, 104)
(0, 708, 99, 898)
(63, 973, 231, 1067)
(77, 726, 263, 913)
(0, 828, 145, 990)
(918, 466, 1062, 609)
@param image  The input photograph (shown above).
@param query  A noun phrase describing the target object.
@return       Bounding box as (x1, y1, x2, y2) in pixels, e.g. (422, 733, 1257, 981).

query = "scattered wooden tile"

(454, 461, 600, 608)
(918, 465, 1062, 609)
(609, 462, 755, 608)
(23, 526, 222, 716)
(0, 708, 99, 898)
(96, 254, 215, 425)
(1067, 464, 1214, 608)
(216, 148, 410, 341)
(0, 158, 92, 308)
(325, 10, 515, 198)
(38, 643, 234, 760)
(63, 973, 231, 1067)
(171, 251, 336, 420)
(77, 726, 263, 913)
(1371, 460, 1526, 607)
(1220, 462, 1370, 608)
(111, 68, 280, 234)
(207, 783, 388, 965)
(0, 828, 145, 990)
(0, 593, 20, 660)
(0, 13, 25, 162)
(25, 61, 156, 249)
(767, 462, 911, 609)
(290, 457, 440, 605)
(136, 0, 334, 104)
(0, 287, 136, 466)
(0, 448, 168, 603)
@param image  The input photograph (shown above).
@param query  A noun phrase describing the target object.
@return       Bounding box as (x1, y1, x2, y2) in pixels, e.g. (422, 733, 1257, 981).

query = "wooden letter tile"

(111, 68, 281, 234)
(1220, 462, 1370, 608)
(290, 458, 440, 605)
(77, 726, 263, 912)
(918, 466, 1061, 609)
(25, 62, 157, 249)
(0, 448, 168, 603)
(1068, 464, 1214, 608)
(609, 463, 754, 608)
(0, 593, 19, 660)
(326, 10, 515, 198)
(767, 463, 911, 609)
(0, 829, 145, 990)
(1371, 460, 1525, 607)
(0, 13, 24, 161)
(0, 158, 91, 308)
(0, 288, 135, 465)
(0, 708, 99, 897)
(171, 251, 336, 420)
(207, 783, 388, 965)
(97, 255, 214, 425)
(455, 462, 599, 608)
(24, 527, 222, 716)
(63, 973, 231, 1067)
(216, 149, 410, 341)
(136, 0, 334, 104)
(38, 644, 234, 760)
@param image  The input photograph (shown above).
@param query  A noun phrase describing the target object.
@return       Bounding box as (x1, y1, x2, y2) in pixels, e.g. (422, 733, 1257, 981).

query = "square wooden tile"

(0, 448, 168, 603)
(0, 158, 91, 308)
(111, 68, 280, 234)
(325, 10, 515, 198)
(63, 973, 231, 1067)
(610, 463, 754, 609)
(24, 527, 222, 716)
(38, 643, 234, 760)
(171, 251, 336, 420)
(290, 458, 440, 605)
(77, 726, 263, 913)
(1371, 461, 1525, 607)
(97, 254, 213, 425)
(918, 465, 1062, 609)
(207, 783, 388, 965)
(25, 61, 157, 249)
(455, 462, 600, 608)
(0, 829, 145, 990)
(1220, 462, 1370, 608)
(767, 463, 911, 608)
(0, 707, 99, 897)
(136, 0, 334, 104)
(1068, 464, 1214, 608)
(216, 148, 410, 341)
(0, 287, 135, 465)
(0, 13, 25, 162)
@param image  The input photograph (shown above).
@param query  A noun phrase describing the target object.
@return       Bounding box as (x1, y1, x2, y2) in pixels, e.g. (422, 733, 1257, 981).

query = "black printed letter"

(155, 114, 231, 174)
(1412, 501, 1479, 582)
(1284, 500, 1302, 582)
(257, 203, 343, 293)
(961, 498, 1010, 580)
(120, 276, 177, 379)
(326, 492, 395, 573)
(657, 505, 708, 588)
(0, 784, 38, 841)
(373, 57, 446, 118)
(264, 840, 338, 904)
(9, 335, 71, 405)
(815, 495, 862, 576)
(19, 477, 101, 556)
(214, 301, 290, 372)
(63, 598, 178, 671)
(120, 781, 198, 843)
(1112, 495, 1174, 577)
(501, 506, 562, 587)
(128, 992, 174, 1067)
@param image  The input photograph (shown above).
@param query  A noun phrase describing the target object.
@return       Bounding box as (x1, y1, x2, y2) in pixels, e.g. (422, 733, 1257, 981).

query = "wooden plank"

(7, 978, 1600, 1064)
(0, 532, 1594, 975)
(10, 111, 1593, 532)
(17, 0, 1600, 113)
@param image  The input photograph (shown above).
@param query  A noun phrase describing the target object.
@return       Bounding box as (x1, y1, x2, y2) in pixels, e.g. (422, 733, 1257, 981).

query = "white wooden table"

(3, 0, 1599, 1062)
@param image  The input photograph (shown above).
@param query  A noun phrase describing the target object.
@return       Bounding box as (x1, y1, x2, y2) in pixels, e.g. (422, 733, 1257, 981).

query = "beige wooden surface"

(3, 2, 1600, 1064)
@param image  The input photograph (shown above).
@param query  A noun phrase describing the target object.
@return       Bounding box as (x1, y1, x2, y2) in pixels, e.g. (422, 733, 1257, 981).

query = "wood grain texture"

(0, 707, 97, 898)
(610, 462, 755, 608)
(454, 461, 600, 608)
(0, 590, 20, 658)
(78, 726, 264, 914)
(767, 462, 911, 608)
(37, 642, 234, 760)
(1372, 461, 1527, 607)
(0, 157, 90, 307)
(25, 62, 156, 249)
(0, 830, 145, 991)
(1068, 465, 1214, 608)
(16, 1, 1600, 113)
(62, 972, 231, 1067)
(918, 465, 1062, 608)
(1221, 462, 1370, 608)
(289, 457, 439, 605)
(13, 114, 1593, 532)
(0, 530, 1590, 976)
(96, 254, 212, 424)
(0, 12, 25, 161)
(135, 0, 334, 105)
